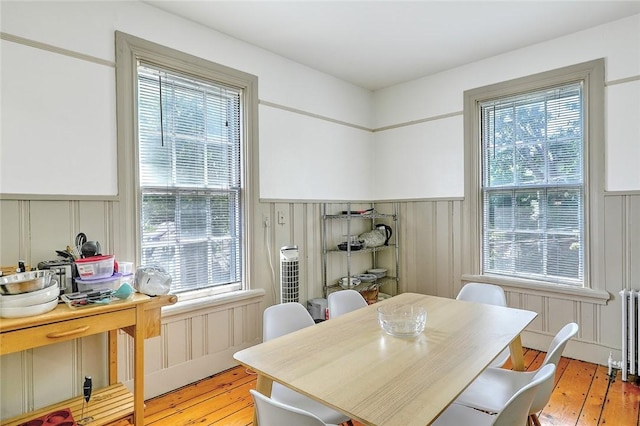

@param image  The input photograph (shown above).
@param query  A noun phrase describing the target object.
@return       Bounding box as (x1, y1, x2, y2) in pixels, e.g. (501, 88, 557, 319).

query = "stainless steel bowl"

(0, 270, 55, 295)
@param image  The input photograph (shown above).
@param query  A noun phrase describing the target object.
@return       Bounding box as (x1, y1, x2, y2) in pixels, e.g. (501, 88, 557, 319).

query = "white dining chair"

(457, 282, 507, 306)
(250, 389, 337, 426)
(456, 282, 510, 367)
(327, 289, 368, 318)
(454, 322, 579, 426)
(432, 364, 556, 426)
(263, 302, 352, 425)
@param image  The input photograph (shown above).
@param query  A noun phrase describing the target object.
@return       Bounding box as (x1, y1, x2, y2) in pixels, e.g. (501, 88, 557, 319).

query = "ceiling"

(145, 1, 640, 91)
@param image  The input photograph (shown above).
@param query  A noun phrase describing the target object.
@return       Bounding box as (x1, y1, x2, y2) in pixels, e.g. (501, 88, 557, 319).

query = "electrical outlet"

(263, 215, 270, 228)
(278, 211, 285, 225)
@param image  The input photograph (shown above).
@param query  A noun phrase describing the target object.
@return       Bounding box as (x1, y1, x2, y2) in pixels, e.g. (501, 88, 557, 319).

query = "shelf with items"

(321, 202, 399, 301)
(0, 294, 177, 426)
(2, 383, 133, 426)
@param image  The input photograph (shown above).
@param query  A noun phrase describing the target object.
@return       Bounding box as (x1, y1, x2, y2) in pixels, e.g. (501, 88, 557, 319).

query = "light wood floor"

(107, 348, 640, 425)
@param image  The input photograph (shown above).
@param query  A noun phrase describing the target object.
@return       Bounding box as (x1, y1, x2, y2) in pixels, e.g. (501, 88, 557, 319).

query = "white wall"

(259, 106, 373, 200)
(0, 0, 373, 200)
(372, 13, 640, 197)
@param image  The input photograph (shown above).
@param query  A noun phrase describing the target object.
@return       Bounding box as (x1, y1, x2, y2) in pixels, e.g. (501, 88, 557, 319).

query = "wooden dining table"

(233, 292, 537, 426)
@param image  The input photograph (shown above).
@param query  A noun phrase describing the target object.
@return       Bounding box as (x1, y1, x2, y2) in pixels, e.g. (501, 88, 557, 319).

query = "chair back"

(328, 290, 368, 318)
(528, 322, 578, 413)
(492, 364, 556, 426)
(263, 302, 315, 341)
(541, 322, 579, 367)
(456, 282, 509, 367)
(456, 282, 507, 306)
(250, 389, 328, 426)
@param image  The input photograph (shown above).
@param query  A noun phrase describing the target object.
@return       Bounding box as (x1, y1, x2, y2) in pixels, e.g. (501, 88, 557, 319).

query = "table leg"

(133, 305, 145, 425)
(108, 330, 118, 385)
(253, 374, 273, 425)
(255, 374, 273, 396)
(509, 335, 525, 371)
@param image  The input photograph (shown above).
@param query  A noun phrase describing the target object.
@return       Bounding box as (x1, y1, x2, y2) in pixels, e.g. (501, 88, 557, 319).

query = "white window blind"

(137, 62, 243, 293)
(480, 82, 584, 285)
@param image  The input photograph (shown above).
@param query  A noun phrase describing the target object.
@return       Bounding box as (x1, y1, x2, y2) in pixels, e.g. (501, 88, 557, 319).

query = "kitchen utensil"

(79, 375, 93, 425)
(367, 268, 387, 278)
(75, 255, 114, 280)
(355, 273, 377, 282)
(338, 276, 361, 289)
(0, 297, 58, 318)
(0, 280, 59, 308)
(377, 304, 427, 337)
(56, 249, 74, 260)
(118, 261, 134, 275)
(75, 272, 121, 293)
(112, 282, 135, 300)
(84, 376, 92, 403)
(341, 208, 374, 215)
(37, 259, 74, 295)
(0, 270, 55, 295)
(337, 241, 364, 251)
(75, 232, 87, 249)
(358, 224, 392, 248)
(359, 286, 379, 304)
(81, 241, 102, 258)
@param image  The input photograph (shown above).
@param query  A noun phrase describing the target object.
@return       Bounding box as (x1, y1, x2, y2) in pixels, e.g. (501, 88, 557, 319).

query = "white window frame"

(462, 59, 609, 302)
(115, 32, 259, 300)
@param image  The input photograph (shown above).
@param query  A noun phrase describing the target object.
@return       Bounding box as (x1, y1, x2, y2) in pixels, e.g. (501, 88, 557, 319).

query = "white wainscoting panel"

(119, 290, 264, 399)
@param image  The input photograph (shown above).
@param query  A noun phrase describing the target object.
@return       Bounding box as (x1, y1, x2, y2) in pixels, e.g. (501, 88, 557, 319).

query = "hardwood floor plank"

(145, 378, 256, 425)
(540, 359, 598, 425)
(576, 365, 609, 426)
(176, 398, 253, 425)
(143, 367, 255, 417)
(599, 370, 640, 426)
(208, 405, 254, 425)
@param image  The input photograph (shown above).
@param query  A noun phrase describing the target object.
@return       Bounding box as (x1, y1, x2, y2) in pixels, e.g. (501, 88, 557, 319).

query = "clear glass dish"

(377, 304, 427, 337)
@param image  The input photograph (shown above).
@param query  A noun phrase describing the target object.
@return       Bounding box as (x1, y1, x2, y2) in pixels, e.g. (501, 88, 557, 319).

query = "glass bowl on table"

(377, 304, 427, 337)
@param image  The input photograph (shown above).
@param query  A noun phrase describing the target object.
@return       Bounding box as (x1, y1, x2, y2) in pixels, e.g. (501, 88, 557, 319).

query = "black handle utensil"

(83, 376, 92, 402)
(79, 376, 94, 425)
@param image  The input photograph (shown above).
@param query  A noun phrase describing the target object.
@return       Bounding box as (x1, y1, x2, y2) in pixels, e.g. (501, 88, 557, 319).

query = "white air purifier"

(280, 245, 299, 303)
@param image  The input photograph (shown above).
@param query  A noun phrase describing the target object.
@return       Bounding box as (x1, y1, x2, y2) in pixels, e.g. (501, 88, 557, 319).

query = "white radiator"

(620, 289, 639, 381)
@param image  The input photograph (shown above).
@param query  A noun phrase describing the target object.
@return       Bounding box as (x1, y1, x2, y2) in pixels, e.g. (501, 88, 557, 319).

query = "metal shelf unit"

(321, 202, 399, 299)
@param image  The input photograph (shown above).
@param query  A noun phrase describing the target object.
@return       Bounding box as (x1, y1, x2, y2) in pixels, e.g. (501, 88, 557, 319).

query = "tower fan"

(280, 245, 299, 303)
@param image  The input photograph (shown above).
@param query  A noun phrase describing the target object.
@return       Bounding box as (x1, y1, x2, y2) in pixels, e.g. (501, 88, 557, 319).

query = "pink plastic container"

(75, 255, 115, 280)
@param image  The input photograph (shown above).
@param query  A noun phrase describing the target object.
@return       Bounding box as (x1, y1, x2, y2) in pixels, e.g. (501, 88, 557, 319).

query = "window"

(137, 64, 243, 293)
(116, 32, 258, 296)
(463, 60, 605, 291)
(481, 83, 584, 285)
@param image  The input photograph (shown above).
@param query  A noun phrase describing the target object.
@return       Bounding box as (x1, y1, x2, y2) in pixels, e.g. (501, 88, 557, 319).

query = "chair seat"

(431, 403, 497, 425)
(272, 383, 350, 424)
(455, 367, 537, 413)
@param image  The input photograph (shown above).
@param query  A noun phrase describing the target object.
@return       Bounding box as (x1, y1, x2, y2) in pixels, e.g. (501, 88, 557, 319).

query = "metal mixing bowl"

(0, 270, 54, 295)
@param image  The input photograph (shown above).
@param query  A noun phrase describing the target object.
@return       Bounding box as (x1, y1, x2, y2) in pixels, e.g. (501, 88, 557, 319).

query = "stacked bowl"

(0, 271, 60, 318)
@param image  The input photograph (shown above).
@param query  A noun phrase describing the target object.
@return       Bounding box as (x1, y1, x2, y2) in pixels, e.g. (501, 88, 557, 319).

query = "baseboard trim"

(521, 330, 619, 367)
(123, 341, 258, 399)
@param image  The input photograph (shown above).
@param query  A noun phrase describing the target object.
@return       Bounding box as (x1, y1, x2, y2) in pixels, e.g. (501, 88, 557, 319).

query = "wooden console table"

(0, 293, 176, 425)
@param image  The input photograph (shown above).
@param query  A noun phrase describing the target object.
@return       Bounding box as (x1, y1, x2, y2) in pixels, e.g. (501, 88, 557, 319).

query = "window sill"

(161, 288, 266, 318)
(461, 274, 611, 305)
